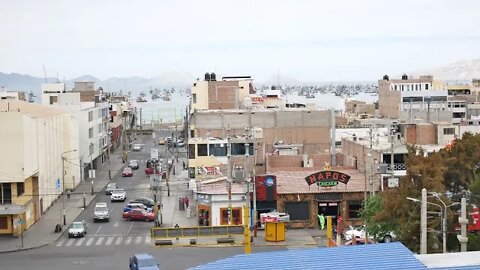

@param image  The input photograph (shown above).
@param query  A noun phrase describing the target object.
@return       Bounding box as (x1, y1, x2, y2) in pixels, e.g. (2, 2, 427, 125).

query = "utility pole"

(420, 188, 427, 254)
(227, 136, 232, 225)
(458, 197, 468, 252)
(62, 156, 66, 226)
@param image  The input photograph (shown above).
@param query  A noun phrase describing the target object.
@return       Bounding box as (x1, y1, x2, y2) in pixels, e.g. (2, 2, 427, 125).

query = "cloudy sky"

(1, 0, 479, 82)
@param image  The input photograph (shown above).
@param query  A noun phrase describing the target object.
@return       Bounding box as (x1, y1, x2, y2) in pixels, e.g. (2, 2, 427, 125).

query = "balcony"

(387, 163, 406, 171)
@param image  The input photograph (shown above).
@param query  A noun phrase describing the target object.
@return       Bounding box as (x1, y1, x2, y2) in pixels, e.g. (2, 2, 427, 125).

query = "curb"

(0, 243, 50, 254)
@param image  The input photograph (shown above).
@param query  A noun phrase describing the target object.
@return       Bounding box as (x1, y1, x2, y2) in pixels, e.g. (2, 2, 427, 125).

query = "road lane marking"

(127, 222, 133, 234)
(56, 239, 65, 247)
(85, 237, 94, 246)
(113, 221, 119, 228)
(125, 236, 132, 245)
(145, 235, 151, 245)
(65, 239, 75, 247)
(76, 238, 85, 246)
(95, 237, 105, 246)
(105, 236, 114, 246)
(115, 237, 123, 245)
(135, 236, 142, 245)
(95, 225, 103, 236)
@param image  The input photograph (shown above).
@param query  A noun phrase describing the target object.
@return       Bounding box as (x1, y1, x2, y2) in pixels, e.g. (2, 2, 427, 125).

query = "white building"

(41, 82, 109, 186)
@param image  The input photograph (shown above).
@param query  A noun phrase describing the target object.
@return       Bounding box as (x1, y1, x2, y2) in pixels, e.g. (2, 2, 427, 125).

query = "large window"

(197, 144, 208, 156)
(284, 202, 309, 220)
(16, 183, 24, 196)
(0, 183, 11, 204)
(192, 93, 197, 104)
(443, 128, 455, 135)
(89, 127, 93, 139)
(219, 207, 242, 225)
(209, 144, 227, 156)
(348, 201, 362, 219)
(188, 144, 196, 159)
(231, 143, 254, 156)
(88, 111, 93, 122)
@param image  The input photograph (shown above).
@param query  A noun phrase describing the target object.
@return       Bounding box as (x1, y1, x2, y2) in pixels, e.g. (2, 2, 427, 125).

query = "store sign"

(305, 170, 351, 186)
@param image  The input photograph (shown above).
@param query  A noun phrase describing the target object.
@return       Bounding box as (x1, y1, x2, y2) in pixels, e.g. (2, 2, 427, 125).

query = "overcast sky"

(1, 0, 479, 82)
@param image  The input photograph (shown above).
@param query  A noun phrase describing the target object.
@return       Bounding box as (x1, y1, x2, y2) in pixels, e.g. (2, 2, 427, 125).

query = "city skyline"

(1, 0, 479, 82)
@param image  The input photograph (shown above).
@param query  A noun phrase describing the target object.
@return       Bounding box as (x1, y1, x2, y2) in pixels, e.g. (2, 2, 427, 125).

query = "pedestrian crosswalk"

(54, 234, 152, 247)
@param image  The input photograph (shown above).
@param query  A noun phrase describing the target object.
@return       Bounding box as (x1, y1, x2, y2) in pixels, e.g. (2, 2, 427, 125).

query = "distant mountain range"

(411, 58, 480, 81)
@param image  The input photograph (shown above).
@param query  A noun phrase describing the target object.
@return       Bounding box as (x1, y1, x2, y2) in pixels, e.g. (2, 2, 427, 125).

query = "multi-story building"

(378, 74, 451, 123)
(0, 100, 75, 236)
(0, 87, 26, 101)
(190, 73, 253, 111)
(42, 82, 109, 185)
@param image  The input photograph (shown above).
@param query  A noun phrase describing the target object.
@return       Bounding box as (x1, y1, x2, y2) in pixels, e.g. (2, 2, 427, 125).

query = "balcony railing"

(387, 163, 406, 171)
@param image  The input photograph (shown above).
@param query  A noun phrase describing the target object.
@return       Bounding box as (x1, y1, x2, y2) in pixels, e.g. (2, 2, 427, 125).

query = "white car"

(68, 220, 87, 238)
(343, 225, 396, 243)
(132, 144, 141, 151)
(111, 189, 126, 202)
(93, 202, 110, 222)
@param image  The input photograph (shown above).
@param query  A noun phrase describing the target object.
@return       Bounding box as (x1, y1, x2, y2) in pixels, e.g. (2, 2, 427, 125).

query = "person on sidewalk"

(67, 189, 71, 199)
(184, 196, 189, 208)
(318, 213, 325, 230)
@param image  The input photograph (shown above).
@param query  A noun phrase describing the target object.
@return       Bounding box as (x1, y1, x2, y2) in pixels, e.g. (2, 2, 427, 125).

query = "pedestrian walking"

(67, 189, 71, 199)
(318, 213, 325, 230)
(183, 161, 186, 170)
(184, 196, 189, 208)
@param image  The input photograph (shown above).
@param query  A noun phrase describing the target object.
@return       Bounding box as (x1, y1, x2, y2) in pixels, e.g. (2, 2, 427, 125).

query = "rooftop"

(0, 99, 68, 118)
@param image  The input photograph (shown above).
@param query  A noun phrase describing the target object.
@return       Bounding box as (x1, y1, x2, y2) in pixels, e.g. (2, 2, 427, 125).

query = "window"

(88, 111, 93, 122)
(197, 144, 208, 156)
(0, 183, 12, 204)
(394, 85, 397, 91)
(98, 124, 102, 134)
(209, 144, 227, 156)
(0, 217, 7, 229)
(231, 143, 254, 155)
(16, 182, 24, 196)
(188, 144, 196, 159)
(443, 128, 456, 135)
(348, 201, 362, 218)
(285, 202, 309, 220)
(425, 84, 429, 90)
(220, 207, 242, 225)
(89, 127, 93, 138)
(89, 143, 94, 155)
(192, 93, 197, 104)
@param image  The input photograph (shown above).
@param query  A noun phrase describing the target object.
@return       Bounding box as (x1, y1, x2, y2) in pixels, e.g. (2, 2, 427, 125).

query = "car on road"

(129, 160, 140, 170)
(158, 138, 165, 145)
(129, 253, 160, 270)
(105, 183, 118, 195)
(93, 203, 110, 222)
(68, 220, 87, 238)
(123, 202, 152, 213)
(123, 209, 155, 222)
(123, 167, 133, 177)
(111, 188, 126, 202)
(132, 144, 142, 151)
(343, 225, 396, 243)
(130, 197, 155, 208)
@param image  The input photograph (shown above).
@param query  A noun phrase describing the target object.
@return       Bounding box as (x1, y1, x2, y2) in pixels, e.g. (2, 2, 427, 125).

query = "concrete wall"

(191, 80, 209, 111)
(210, 194, 245, 226)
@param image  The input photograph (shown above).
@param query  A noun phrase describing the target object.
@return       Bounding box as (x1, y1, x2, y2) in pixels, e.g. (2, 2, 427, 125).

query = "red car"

(123, 209, 155, 222)
(122, 167, 133, 177)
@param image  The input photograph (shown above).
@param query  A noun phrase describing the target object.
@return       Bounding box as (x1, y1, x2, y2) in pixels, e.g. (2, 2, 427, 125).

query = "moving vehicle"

(68, 220, 87, 238)
(123, 209, 155, 222)
(158, 138, 165, 145)
(129, 160, 140, 170)
(123, 167, 133, 177)
(123, 203, 152, 213)
(105, 183, 117, 195)
(111, 189, 126, 202)
(132, 144, 142, 151)
(129, 253, 160, 270)
(130, 197, 155, 208)
(344, 237, 376, 246)
(93, 203, 110, 222)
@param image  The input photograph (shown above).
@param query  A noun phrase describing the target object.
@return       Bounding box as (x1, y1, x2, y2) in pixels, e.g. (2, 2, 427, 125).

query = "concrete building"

(41, 82, 110, 185)
(0, 100, 75, 236)
(378, 74, 451, 123)
(190, 73, 253, 111)
(1, 87, 26, 101)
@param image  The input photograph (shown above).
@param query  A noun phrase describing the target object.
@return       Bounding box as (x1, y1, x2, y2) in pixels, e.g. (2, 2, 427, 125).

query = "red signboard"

(255, 175, 277, 202)
(304, 170, 351, 186)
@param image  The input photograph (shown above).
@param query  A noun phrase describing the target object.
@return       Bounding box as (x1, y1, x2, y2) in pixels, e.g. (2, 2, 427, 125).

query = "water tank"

(204, 73, 211, 81)
(210, 73, 216, 81)
(402, 74, 408, 80)
(383, 74, 389, 81)
(271, 85, 276, 90)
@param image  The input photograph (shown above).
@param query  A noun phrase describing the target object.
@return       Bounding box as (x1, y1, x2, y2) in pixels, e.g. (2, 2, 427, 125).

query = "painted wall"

(210, 193, 246, 226)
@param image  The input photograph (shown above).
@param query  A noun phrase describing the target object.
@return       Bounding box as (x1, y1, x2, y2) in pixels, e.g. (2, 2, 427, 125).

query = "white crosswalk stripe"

(125, 236, 132, 245)
(85, 237, 95, 246)
(135, 236, 142, 245)
(76, 238, 86, 246)
(145, 235, 151, 245)
(115, 236, 123, 245)
(56, 239, 65, 247)
(65, 239, 75, 247)
(105, 236, 114, 246)
(95, 237, 105, 246)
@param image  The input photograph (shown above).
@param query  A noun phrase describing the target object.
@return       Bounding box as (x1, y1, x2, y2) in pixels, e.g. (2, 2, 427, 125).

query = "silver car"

(111, 188, 126, 202)
(68, 220, 87, 238)
(106, 183, 118, 195)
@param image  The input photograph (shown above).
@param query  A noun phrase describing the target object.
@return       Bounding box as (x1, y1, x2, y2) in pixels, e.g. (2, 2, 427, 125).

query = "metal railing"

(151, 225, 244, 239)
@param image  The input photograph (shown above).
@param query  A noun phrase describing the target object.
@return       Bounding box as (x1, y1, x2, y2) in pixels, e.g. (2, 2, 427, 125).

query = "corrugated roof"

(275, 168, 370, 194)
(416, 250, 480, 269)
(190, 242, 426, 270)
(0, 99, 68, 118)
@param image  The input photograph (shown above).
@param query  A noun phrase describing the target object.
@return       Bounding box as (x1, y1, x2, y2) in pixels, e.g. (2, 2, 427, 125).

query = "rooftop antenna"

(42, 65, 48, 83)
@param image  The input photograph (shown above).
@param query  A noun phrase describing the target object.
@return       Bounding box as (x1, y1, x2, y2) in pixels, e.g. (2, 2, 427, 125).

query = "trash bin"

(178, 197, 185, 211)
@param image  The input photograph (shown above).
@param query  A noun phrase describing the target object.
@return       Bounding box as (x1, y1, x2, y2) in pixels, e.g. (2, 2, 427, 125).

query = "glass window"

(88, 111, 93, 122)
(348, 201, 362, 218)
(0, 183, 12, 204)
(219, 207, 242, 225)
(89, 128, 93, 138)
(443, 128, 456, 135)
(425, 84, 429, 90)
(209, 144, 227, 156)
(198, 144, 208, 156)
(188, 144, 196, 159)
(192, 93, 197, 104)
(16, 183, 24, 196)
(0, 217, 7, 229)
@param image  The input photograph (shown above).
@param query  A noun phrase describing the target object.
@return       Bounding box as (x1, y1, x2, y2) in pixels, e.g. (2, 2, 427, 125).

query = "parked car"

(343, 225, 396, 243)
(344, 237, 376, 246)
(111, 189, 126, 202)
(68, 220, 87, 238)
(130, 197, 155, 208)
(123, 209, 155, 222)
(105, 183, 118, 195)
(93, 202, 110, 222)
(132, 144, 142, 151)
(123, 203, 152, 213)
(129, 253, 160, 270)
(129, 160, 139, 170)
(123, 167, 133, 177)
(158, 138, 165, 145)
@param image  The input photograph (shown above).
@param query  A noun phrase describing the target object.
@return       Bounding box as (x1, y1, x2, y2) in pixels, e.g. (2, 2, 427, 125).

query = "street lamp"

(61, 149, 77, 226)
(429, 192, 460, 253)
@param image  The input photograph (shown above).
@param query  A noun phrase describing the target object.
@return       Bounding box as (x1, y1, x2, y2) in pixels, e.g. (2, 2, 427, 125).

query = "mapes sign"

(304, 171, 351, 187)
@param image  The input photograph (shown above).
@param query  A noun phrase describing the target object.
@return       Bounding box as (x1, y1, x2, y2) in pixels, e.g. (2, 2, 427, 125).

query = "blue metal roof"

(191, 242, 427, 270)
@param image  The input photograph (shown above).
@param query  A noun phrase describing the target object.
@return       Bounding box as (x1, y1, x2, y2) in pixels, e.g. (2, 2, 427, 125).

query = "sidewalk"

(0, 147, 125, 253)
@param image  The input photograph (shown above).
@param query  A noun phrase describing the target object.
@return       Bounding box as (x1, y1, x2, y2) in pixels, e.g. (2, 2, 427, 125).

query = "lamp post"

(61, 149, 77, 226)
(429, 192, 460, 253)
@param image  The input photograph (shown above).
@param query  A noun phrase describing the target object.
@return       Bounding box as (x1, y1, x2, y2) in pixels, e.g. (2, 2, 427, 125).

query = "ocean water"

(135, 92, 378, 124)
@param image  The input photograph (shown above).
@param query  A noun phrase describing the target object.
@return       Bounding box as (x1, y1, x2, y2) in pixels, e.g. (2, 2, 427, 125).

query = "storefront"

(275, 168, 369, 228)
